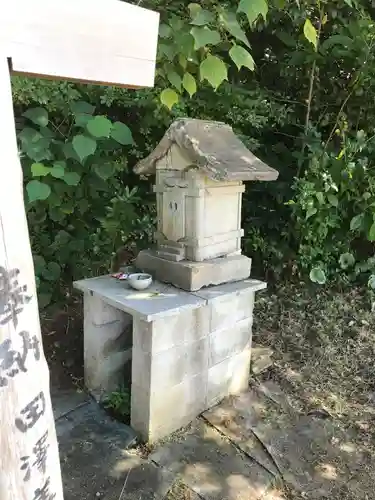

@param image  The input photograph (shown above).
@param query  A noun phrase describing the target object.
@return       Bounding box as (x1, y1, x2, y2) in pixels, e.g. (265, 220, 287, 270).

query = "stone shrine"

(74, 118, 279, 443)
(135, 118, 278, 291)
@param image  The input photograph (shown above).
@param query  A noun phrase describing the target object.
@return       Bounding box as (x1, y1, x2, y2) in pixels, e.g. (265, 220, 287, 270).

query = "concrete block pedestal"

(74, 276, 266, 442)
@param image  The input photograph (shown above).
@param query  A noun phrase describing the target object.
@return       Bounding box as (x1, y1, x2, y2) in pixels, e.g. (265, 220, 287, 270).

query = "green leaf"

(38, 293, 52, 309)
(26, 180, 51, 203)
(321, 35, 352, 51)
(111, 122, 133, 145)
(350, 213, 364, 231)
(306, 206, 317, 219)
(368, 274, 375, 290)
(51, 161, 66, 179)
(178, 33, 195, 59)
(72, 135, 97, 162)
(42, 262, 61, 282)
(220, 10, 250, 48)
(70, 101, 95, 115)
(63, 172, 81, 186)
(159, 23, 172, 38)
(200, 55, 228, 90)
(75, 113, 92, 127)
(309, 267, 326, 285)
(19, 127, 43, 147)
(62, 142, 81, 162)
(368, 222, 375, 241)
(86, 116, 112, 138)
(160, 88, 179, 110)
(33, 255, 46, 275)
(316, 192, 324, 204)
(167, 70, 182, 91)
(303, 19, 317, 50)
(237, 0, 268, 25)
(327, 194, 338, 207)
(190, 26, 221, 50)
(276, 32, 296, 47)
(23, 107, 49, 127)
(158, 43, 176, 61)
(94, 163, 115, 180)
(31, 163, 51, 177)
(179, 54, 188, 70)
(182, 72, 197, 97)
(24, 138, 52, 163)
(189, 5, 215, 26)
(190, 26, 221, 49)
(339, 253, 355, 269)
(188, 3, 202, 18)
(229, 45, 255, 71)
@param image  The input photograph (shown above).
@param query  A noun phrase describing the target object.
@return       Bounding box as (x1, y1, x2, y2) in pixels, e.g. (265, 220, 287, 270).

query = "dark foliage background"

(12, 0, 375, 305)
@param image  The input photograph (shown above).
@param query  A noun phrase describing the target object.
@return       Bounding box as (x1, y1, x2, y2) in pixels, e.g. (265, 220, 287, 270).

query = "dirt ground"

(41, 295, 84, 391)
(253, 283, 375, 499)
(41, 283, 375, 500)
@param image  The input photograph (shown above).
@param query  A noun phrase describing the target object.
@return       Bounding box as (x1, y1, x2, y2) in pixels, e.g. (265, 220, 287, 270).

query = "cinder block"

(207, 348, 251, 407)
(208, 317, 252, 367)
(133, 306, 210, 354)
(83, 294, 133, 400)
(131, 373, 207, 442)
(209, 291, 254, 332)
(85, 347, 132, 401)
(84, 292, 126, 326)
(132, 337, 208, 391)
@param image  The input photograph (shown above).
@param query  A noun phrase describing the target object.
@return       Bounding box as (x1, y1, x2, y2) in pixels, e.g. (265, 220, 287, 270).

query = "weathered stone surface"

(74, 275, 206, 321)
(251, 345, 274, 375)
(193, 277, 266, 301)
(131, 373, 207, 442)
(207, 290, 254, 332)
(150, 420, 274, 500)
(133, 118, 279, 182)
(132, 337, 208, 392)
(136, 249, 252, 291)
(208, 318, 252, 367)
(207, 348, 251, 407)
(132, 307, 210, 354)
(83, 292, 133, 400)
(204, 383, 367, 499)
(57, 401, 172, 500)
(52, 387, 90, 421)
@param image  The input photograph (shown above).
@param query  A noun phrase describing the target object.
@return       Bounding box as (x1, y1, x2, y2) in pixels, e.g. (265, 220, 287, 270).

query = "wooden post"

(0, 1, 159, 498)
(0, 57, 64, 500)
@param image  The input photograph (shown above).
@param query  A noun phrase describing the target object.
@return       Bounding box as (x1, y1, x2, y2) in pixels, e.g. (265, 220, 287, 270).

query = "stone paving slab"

(56, 401, 174, 500)
(203, 383, 367, 499)
(74, 275, 206, 321)
(52, 387, 90, 421)
(193, 278, 266, 302)
(150, 420, 274, 500)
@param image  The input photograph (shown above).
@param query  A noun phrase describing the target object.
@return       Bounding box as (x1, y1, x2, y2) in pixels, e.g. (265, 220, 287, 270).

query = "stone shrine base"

(73, 275, 266, 442)
(136, 248, 252, 291)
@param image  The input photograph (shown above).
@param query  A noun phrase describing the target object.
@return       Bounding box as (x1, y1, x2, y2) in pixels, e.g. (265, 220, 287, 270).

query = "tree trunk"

(0, 57, 64, 500)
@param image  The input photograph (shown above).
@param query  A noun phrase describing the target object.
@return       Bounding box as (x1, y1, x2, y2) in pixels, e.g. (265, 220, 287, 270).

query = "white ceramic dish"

(127, 273, 153, 290)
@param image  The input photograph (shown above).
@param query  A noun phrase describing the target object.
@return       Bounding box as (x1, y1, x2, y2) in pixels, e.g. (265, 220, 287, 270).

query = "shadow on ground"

(43, 284, 375, 500)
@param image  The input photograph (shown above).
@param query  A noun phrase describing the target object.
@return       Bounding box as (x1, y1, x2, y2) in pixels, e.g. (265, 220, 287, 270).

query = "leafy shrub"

(18, 101, 154, 307)
(12, 0, 375, 295)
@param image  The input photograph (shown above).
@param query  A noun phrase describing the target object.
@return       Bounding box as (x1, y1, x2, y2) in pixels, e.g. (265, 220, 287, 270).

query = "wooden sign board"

(0, 1, 159, 499)
(1, 0, 159, 87)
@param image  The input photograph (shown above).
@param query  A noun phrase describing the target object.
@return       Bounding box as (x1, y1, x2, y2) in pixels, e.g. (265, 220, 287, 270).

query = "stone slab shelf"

(73, 275, 266, 443)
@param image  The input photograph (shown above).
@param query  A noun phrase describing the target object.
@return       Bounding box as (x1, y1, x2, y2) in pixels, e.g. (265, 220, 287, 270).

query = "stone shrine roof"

(133, 118, 279, 182)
